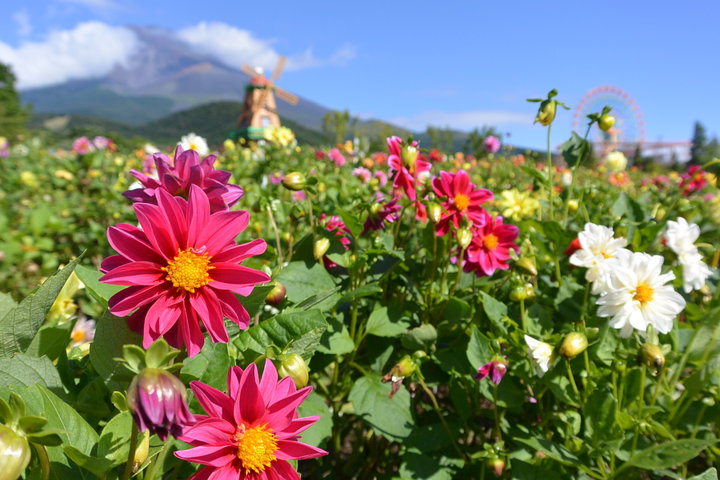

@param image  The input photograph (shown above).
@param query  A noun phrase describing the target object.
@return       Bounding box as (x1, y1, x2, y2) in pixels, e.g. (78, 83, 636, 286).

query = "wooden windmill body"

(232, 56, 298, 141)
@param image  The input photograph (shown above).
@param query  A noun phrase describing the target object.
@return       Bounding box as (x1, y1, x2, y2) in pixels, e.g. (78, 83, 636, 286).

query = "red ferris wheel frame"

(572, 85, 646, 145)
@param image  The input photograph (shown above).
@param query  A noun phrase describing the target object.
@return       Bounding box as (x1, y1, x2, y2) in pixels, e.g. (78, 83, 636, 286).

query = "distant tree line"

(0, 62, 30, 138)
(689, 121, 720, 166)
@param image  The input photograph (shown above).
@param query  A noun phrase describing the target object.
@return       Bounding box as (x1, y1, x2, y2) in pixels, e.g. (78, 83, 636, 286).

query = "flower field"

(0, 105, 719, 479)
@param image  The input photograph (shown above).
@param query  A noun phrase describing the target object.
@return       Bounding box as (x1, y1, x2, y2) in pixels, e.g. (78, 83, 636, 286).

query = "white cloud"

(388, 110, 535, 132)
(13, 11, 32, 37)
(176, 22, 356, 73)
(0, 21, 139, 90)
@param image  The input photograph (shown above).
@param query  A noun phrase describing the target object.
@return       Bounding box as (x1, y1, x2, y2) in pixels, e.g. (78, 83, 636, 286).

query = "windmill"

(232, 56, 299, 141)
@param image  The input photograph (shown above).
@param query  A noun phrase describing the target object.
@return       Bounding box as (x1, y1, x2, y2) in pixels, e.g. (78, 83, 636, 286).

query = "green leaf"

(582, 387, 617, 444)
(337, 208, 363, 238)
(611, 193, 645, 222)
(63, 446, 114, 477)
(514, 436, 581, 466)
(349, 374, 413, 442)
(0, 255, 83, 356)
(366, 306, 409, 338)
(234, 309, 328, 362)
(401, 324, 437, 351)
(479, 291, 507, 323)
(520, 165, 547, 185)
(624, 439, 715, 470)
(74, 264, 123, 306)
(97, 411, 133, 467)
(688, 468, 718, 480)
(237, 285, 275, 318)
(296, 391, 332, 448)
(89, 311, 142, 384)
(510, 459, 564, 480)
(317, 316, 354, 355)
(25, 322, 73, 360)
(560, 131, 590, 167)
(466, 327, 492, 369)
(399, 449, 463, 480)
(181, 340, 232, 391)
(336, 283, 382, 306)
(276, 262, 338, 311)
(0, 354, 64, 398)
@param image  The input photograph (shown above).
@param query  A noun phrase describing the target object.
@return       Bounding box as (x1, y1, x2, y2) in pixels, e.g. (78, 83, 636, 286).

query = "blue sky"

(0, 0, 718, 151)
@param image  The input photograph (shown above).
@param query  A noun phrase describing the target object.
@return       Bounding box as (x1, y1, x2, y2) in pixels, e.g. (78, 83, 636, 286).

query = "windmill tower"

(232, 56, 299, 141)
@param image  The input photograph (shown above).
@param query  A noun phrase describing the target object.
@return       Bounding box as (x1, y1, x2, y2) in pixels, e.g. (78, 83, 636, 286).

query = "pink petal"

(227, 366, 244, 399)
(187, 185, 212, 247)
(200, 211, 250, 253)
(275, 440, 328, 461)
(108, 284, 167, 316)
(179, 305, 206, 357)
(211, 239, 267, 264)
(107, 224, 164, 263)
(233, 364, 265, 425)
(277, 416, 320, 438)
(182, 417, 235, 445)
(174, 445, 236, 467)
(190, 382, 235, 423)
(209, 264, 270, 291)
(190, 289, 229, 343)
(135, 203, 178, 259)
(214, 290, 250, 330)
(99, 261, 164, 286)
(258, 359, 279, 403)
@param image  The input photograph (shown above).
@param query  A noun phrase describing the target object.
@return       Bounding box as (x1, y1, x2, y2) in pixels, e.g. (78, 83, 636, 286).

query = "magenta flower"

(474, 358, 508, 385)
(362, 195, 401, 235)
(72, 136, 95, 155)
(387, 136, 431, 201)
(373, 170, 388, 187)
(463, 211, 519, 277)
(321, 214, 351, 249)
(124, 146, 244, 213)
(175, 360, 327, 479)
(329, 148, 346, 167)
(352, 167, 372, 184)
(680, 165, 708, 196)
(127, 368, 193, 440)
(483, 135, 501, 154)
(431, 170, 493, 236)
(269, 171, 284, 185)
(92, 136, 111, 151)
(100, 186, 270, 356)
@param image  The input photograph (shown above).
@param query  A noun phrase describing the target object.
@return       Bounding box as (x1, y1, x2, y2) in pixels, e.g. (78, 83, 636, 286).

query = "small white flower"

(665, 217, 700, 255)
(569, 223, 631, 294)
(678, 250, 713, 293)
(604, 151, 627, 172)
(179, 132, 209, 156)
(596, 252, 685, 337)
(524, 335, 553, 377)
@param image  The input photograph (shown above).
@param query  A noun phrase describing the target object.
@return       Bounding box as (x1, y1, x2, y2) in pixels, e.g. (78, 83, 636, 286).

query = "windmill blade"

(241, 64, 257, 77)
(275, 86, 299, 106)
(271, 56, 287, 81)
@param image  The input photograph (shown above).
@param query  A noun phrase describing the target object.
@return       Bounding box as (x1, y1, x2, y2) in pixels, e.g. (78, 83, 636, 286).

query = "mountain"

(21, 25, 332, 130)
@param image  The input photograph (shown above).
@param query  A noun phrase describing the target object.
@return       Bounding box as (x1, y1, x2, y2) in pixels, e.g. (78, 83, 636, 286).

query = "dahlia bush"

(0, 92, 718, 479)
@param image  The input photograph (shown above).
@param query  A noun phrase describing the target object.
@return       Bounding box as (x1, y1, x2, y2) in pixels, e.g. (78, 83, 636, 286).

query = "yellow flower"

(54, 170, 74, 180)
(20, 171, 38, 188)
(49, 272, 84, 323)
(223, 139, 236, 152)
(604, 151, 627, 172)
(497, 189, 540, 220)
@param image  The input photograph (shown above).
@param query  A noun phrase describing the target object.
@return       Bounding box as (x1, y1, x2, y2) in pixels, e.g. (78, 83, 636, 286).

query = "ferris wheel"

(572, 86, 645, 151)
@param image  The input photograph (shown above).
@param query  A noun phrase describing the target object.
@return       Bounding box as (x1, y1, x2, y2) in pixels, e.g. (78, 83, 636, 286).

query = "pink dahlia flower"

(463, 211, 519, 277)
(321, 214, 351, 250)
(432, 170, 493, 236)
(124, 146, 244, 213)
(127, 368, 193, 440)
(175, 359, 327, 479)
(362, 195, 401, 235)
(483, 135, 501, 154)
(72, 136, 95, 155)
(475, 358, 508, 385)
(329, 148, 346, 167)
(352, 167, 372, 184)
(387, 136, 431, 201)
(100, 186, 270, 356)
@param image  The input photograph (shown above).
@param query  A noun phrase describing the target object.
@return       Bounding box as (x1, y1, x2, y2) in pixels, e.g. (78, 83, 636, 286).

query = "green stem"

(121, 423, 140, 480)
(448, 246, 467, 298)
(266, 205, 284, 267)
(144, 440, 172, 480)
(546, 122, 554, 221)
(492, 383, 502, 441)
(519, 298, 527, 332)
(562, 124, 593, 226)
(305, 195, 315, 230)
(690, 404, 708, 438)
(33, 443, 51, 480)
(636, 365, 646, 411)
(418, 377, 467, 461)
(565, 359, 581, 403)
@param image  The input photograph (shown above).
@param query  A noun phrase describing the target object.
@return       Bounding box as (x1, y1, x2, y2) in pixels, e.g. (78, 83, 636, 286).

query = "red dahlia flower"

(125, 146, 244, 213)
(175, 359, 327, 479)
(463, 211, 519, 277)
(387, 136, 431, 201)
(100, 186, 269, 356)
(432, 170, 493, 236)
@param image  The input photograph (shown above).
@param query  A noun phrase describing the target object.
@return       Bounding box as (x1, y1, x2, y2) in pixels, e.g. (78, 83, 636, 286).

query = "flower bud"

(395, 355, 418, 377)
(282, 172, 306, 191)
(598, 114, 616, 132)
(401, 145, 418, 169)
(488, 457, 505, 477)
(133, 431, 150, 471)
(509, 285, 528, 302)
(0, 425, 31, 480)
(428, 203, 443, 224)
(265, 282, 287, 306)
(278, 353, 309, 389)
(535, 101, 556, 126)
(127, 368, 193, 440)
(516, 257, 537, 276)
(457, 228, 473, 249)
(313, 238, 330, 260)
(639, 344, 665, 374)
(559, 332, 588, 359)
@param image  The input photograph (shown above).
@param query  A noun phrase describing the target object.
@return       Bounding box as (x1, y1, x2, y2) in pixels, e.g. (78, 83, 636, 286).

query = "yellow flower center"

(161, 248, 213, 293)
(71, 329, 86, 343)
(454, 193, 471, 212)
(483, 233, 499, 250)
(235, 425, 278, 474)
(601, 251, 612, 259)
(634, 283, 654, 304)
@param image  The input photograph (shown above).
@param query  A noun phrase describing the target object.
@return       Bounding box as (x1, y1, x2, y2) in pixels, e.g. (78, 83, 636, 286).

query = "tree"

(0, 62, 30, 138)
(689, 121, 708, 165)
(322, 109, 351, 145)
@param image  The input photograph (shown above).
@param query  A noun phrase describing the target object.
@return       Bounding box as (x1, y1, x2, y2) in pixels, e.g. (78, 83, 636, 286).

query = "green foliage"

(0, 62, 30, 138)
